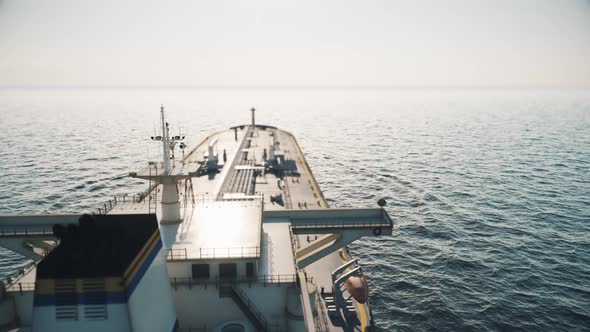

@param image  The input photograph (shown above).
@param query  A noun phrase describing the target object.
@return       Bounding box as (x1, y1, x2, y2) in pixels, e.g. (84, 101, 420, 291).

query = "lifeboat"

(344, 274, 369, 304)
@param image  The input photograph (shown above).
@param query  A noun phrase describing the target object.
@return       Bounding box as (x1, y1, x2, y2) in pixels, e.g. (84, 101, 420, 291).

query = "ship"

(0, 107, 393, 332)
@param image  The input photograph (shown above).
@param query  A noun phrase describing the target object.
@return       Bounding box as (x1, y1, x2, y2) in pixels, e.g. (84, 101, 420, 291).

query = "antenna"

(161, 105, 171, 174)
(136, 105, 189, 224)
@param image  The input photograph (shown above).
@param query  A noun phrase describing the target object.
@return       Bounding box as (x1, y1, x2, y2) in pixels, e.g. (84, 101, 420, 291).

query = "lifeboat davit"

(344, 274, 369, 304)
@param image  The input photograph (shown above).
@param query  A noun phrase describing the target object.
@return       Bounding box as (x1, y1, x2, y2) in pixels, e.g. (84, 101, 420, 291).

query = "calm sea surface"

(1, 88, 589, 331)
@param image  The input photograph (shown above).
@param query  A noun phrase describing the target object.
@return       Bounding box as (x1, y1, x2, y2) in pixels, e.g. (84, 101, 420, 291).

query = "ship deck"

(0, 123, 381, 332)
(109, 124, 371, 331)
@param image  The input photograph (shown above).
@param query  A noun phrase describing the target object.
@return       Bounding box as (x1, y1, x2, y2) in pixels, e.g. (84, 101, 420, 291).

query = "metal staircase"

(219, 284, 269, 331)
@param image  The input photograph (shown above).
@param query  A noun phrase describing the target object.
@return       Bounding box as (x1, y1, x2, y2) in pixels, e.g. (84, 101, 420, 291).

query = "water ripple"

(1, 88, 590, 330)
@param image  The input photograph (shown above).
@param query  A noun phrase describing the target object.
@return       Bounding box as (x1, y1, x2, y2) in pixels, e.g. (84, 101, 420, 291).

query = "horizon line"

(0, 84, 589, 90)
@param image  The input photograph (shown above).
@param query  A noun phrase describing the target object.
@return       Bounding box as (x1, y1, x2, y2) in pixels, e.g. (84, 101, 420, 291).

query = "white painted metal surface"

(259, 223, 296, 276)
(170, 200, 262, 259)
(1, 114, 393, 331)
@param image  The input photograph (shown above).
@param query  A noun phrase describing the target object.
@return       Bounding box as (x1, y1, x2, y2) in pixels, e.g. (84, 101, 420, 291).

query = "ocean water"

(1, 88, 589, 331)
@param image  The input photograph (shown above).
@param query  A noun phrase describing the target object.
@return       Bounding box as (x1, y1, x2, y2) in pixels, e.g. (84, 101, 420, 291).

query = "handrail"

(6, 282, 36, 293)
(177, 327, 207, 332)
(94, 191, 264, 215)
(0, 226, 55, 237)
(3, 274, 298, 297)
(231, 284, 268, 331)
(314, 285, 330, 332)
(296, 271, 317, 332)
(2, 261, 36, 292)
(93, 194, 140, 215)
(167, 246, 261, 260)
(93, 193, 169, 215)
(170, 274, 297, 288)
(291, 221, 392, 229)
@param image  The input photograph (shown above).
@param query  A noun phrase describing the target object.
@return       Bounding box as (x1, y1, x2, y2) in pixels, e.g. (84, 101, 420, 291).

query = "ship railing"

(2, 261, 37, 293)
(93, 190, 265, 215)
(93, 194, 149, 215)
(0, 226, 54, 237)
(93, 193, 168, 215)
(314, 285, 330, 332)
(95, 192, 263, 215)
(230, 283, 269, 330)
(170, 274, 297, 288)
(167, 246, 261, 261)
(5, 282, 36, 294)
(291, 220, 392, 230)
(177, 327, 207, 332)
(288, 225, 299, 266)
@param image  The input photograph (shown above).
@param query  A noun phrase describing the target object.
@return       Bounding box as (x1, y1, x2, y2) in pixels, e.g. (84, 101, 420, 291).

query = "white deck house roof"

(166, 200, 262, 260)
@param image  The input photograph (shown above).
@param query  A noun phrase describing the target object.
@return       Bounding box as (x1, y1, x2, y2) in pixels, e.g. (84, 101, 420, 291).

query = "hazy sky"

(1, 0, 589, 87)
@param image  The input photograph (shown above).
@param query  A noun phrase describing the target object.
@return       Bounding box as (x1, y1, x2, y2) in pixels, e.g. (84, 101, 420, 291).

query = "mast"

(130, 106, 184, 224)
(161, 105, 171, 174)
(159, 106, 180, 223)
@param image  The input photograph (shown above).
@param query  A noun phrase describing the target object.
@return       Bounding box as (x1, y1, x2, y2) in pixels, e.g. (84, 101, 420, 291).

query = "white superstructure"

(0, 108, 393, 332)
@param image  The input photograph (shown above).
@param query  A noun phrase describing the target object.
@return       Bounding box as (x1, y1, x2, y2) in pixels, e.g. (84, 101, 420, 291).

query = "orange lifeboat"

(344, 274, 369, 304)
